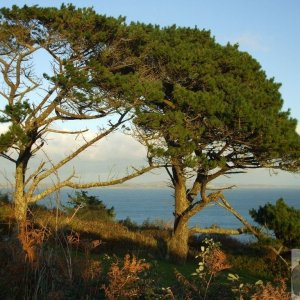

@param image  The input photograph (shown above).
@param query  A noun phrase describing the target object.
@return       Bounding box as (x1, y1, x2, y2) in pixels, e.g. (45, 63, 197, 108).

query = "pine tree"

(128, 24, 300, 262)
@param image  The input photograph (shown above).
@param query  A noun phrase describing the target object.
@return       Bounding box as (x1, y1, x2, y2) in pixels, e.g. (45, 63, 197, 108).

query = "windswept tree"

(0, 5, 156, 236)
(122, 24, 300, 262)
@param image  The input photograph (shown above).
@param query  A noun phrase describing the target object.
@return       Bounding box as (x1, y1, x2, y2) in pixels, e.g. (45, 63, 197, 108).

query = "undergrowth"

(0, 200, 292, 299)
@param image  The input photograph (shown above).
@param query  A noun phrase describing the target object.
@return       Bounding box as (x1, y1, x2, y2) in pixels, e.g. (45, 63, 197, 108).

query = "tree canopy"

(122, 23, 300, 261)
(130, 25, 300, 173)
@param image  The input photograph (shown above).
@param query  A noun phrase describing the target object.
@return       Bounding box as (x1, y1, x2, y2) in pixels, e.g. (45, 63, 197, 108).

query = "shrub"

(118, 217, 139, 230)
(67, 190, 115, 221)
(175, 238, 231, 300)
(250, 198, 300, 248)
(141, 218, 172, 230)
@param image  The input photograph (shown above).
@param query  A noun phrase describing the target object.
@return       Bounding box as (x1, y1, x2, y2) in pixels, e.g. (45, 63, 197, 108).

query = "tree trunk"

(14, 161, 37, 262)
(168, 218, 189, 264)
(168, 163, 190, 263)
(14, 162, 28, 225)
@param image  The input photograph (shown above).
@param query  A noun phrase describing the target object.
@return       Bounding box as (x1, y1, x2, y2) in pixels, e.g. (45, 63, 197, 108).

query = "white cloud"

(0, 123, 9, 134)
(43, 130, 146, 163)
(35, 129, 149, 183)
(296, 124, 300, 135)
(0, 125, 149, 184)
(231, 33, 269, 53)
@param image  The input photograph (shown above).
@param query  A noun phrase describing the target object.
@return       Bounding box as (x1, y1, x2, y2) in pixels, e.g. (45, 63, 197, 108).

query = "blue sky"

(0, 0, 299, 187)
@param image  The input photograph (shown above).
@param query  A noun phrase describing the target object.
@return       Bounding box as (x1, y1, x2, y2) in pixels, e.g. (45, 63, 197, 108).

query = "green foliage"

(0, 101, 32, 123)
(67, 190, 115, 221)
(249, 198, 300, 248)
(128, 24, 300, 172)
(0, 124, 29, 153)
(0, 4, 127, 147)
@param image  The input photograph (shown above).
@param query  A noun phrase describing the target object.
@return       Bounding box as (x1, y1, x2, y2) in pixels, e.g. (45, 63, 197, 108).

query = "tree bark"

(167, 162, 190, 263)
(14, 160, 37, 262)
(14, 162, 28, 225)
(168, 218, 189, 264)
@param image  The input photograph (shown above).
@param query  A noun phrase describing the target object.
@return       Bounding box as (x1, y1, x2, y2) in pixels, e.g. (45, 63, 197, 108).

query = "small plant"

(193, 238, 231, 299)
(119, 217, 139, 230)
(18, 220, 50, 263)
(175, 238, 231, 299)
(251, 278, 290, 300)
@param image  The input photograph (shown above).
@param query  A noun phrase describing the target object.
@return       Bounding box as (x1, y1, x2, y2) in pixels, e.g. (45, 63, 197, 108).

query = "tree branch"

(0, 153, 17, 163)
(217, 194, 263, 239)
(46, 128, 89, 135)
(189, 226, 249, 236)
(28, 113, 129, 195)
(55, 106, 107, 120)
(29, 164, 157, 203)
(26, 85, 59, 125)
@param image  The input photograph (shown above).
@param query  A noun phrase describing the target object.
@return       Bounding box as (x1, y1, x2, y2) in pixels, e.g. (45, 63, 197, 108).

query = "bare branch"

(0, 153, 17, 163)
(24, 161, 46, 186)
(165, 165, 175, 186)
(55, 106, 107, 120)
(29, 164, 157, 203)
(189, 226, 249, 235)
(207, 185, 236, 191)
(183, 190, 222, 221)
(26, 85, 59, 124)
(28, 113, 128, 195)
(46, 128, 89, 135)
(217, 194, 262, 238)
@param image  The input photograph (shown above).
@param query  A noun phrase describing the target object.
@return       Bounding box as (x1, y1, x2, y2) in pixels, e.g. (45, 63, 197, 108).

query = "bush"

(250, 198, 300, 248)
(67, 190, 115, 221)
(118, 217, 139, 230)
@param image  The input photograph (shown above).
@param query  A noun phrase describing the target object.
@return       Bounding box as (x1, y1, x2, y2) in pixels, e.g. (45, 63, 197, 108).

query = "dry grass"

(32, 209, 161, 257)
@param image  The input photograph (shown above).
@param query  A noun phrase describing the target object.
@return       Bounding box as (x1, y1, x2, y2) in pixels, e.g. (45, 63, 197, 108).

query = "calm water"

(43, 187, 300, 239)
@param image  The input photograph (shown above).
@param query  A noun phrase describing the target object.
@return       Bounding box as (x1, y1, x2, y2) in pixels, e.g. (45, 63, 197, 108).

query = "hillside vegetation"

(0, 194, 291, 299)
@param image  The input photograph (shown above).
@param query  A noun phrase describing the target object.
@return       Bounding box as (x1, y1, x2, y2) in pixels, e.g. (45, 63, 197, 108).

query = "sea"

(41, 187, 300, 241)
